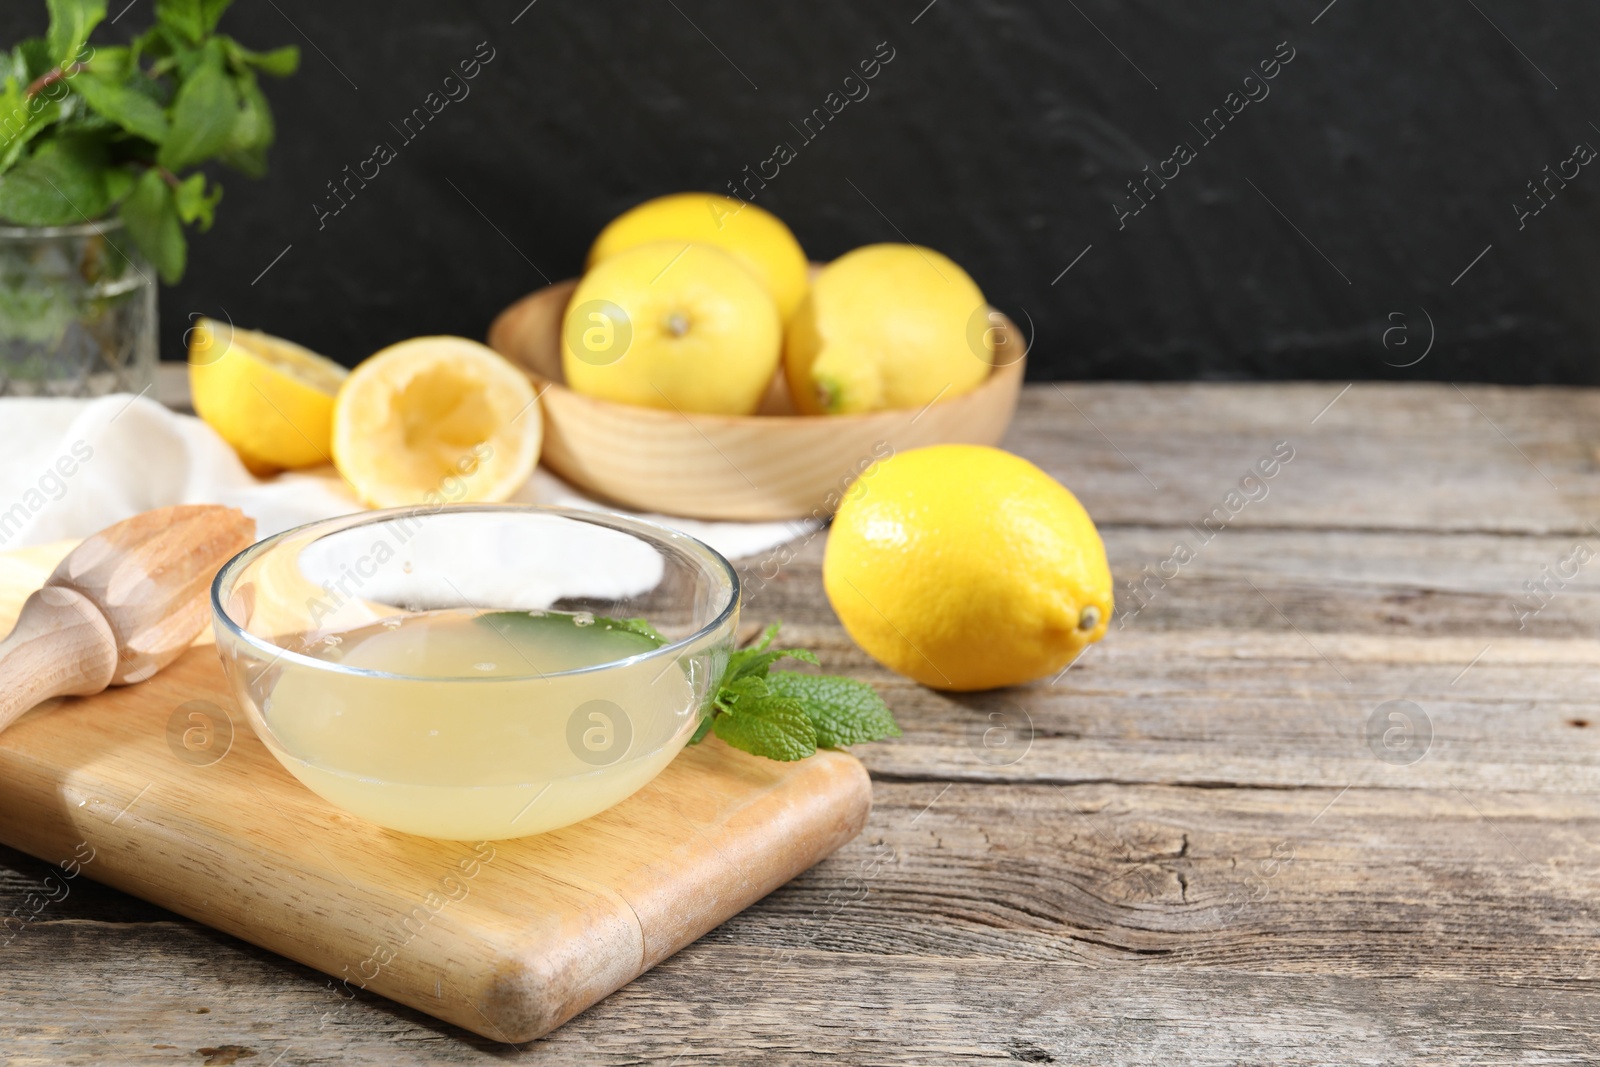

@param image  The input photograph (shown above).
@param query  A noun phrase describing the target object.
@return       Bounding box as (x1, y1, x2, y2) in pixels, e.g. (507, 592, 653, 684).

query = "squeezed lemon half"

(331, 336, 541, 508)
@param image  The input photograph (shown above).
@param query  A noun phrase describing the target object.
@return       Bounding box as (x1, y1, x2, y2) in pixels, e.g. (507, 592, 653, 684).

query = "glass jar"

(0, 218, 157, 397)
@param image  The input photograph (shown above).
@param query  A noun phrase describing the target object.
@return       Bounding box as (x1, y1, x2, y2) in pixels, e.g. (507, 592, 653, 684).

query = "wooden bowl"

(487, 280, 1025, 521)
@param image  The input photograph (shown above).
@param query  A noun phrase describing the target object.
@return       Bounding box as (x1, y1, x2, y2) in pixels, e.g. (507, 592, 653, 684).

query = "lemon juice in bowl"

(212, 506, 738, 841)
(262, 609, 687, 839)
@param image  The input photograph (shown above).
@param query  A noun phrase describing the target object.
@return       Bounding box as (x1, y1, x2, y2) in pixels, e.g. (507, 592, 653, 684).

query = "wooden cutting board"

(0, 542, 871, 1043)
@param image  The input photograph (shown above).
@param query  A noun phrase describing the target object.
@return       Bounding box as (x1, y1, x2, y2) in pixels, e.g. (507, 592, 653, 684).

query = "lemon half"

(331, 337, 541, 508)
(188, 319, 348, 474)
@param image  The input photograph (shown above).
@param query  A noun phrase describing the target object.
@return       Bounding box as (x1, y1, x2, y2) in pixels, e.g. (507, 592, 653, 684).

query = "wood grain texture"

(0, 542, 872, 1044)
(487, 279, 1024, 520)
(0, 587, 117, 731)
(45, 504, 255, 686)
(999, 382, 1600, 534)
(5, 381, 1599, 1065)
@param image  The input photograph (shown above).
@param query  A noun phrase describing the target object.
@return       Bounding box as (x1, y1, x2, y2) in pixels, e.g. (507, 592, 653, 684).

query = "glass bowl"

(210, 505, 738, 840)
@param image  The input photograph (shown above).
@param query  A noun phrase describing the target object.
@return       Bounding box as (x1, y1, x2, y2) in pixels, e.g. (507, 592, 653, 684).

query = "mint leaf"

(724, 624, 819, 683)
(84, 44, 133, 77)
(686, 715, 715, 746)
(15, 40, 56, 83)
(0, 83, 63, 173)
(472, 611, 666, 660)
(750, 622, 781, 652)
(72, 71, 170, 142)
(767, 671, 901, 748)
(597, 615, 666, 645)
(716, 674, 770, 707)
(154, 0, 202, 44)
(713, 693, 817, 761)
(0, 51, 22, 86)
(215, 71, 269, 175)
(223, 39, 299, 77)
(172, 171, 220, 229)
(129, 26, 172, 65)
(727, 645, 819, 681)
(46, 0, 106, 66)
(154, 0, 232, 43)
(121, 165, 184, 282)
(200, 0, 235, 34)
(157, 42, 237, 170)
(102, 164, 134, 201)
(0, 134, 109, 224)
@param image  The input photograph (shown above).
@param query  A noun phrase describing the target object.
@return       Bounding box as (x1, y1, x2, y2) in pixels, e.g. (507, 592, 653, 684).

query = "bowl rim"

(487, 278, 1028, 431)
(210, 503, 741, 683)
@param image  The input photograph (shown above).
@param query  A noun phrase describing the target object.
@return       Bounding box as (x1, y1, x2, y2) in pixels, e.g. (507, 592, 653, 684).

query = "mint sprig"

(691, 622, 902, 762)
(0, 0, 298, 282)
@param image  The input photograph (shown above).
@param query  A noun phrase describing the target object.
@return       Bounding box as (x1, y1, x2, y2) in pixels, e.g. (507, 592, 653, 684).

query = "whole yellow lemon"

(562, 241, 781, 415)
(824, 445, 1112, 691)
(587, 193, 809, 323)
(785, 243, 992, 416)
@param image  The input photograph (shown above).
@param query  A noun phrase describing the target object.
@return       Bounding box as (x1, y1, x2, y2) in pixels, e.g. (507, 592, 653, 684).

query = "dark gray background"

(5, 1, 1597, 381)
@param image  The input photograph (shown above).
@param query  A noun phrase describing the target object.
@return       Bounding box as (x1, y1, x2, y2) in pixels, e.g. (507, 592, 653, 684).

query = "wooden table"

(6, 382, 1600, 1065)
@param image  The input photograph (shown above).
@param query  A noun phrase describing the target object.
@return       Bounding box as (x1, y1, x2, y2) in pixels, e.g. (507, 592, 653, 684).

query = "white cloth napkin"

(0, 394, 813, 561)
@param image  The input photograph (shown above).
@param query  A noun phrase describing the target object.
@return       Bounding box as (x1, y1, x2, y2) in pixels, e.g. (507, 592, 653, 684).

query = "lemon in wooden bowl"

(785, 244, 993, 416)
(489, 276, 1025, 522)
(588, 192, 809, 323)
(561, 241, 782, 417)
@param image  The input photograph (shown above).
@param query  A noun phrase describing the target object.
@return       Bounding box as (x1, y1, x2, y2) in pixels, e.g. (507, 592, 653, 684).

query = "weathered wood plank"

(9, 934, 1599, 1065)
(1001, 383, 1600, 535)
(6, 780, 1599, 1063)
(738, 521, 1600, 793)
(742, 522, 1600, 638)
(850, 637, 1600, 794)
